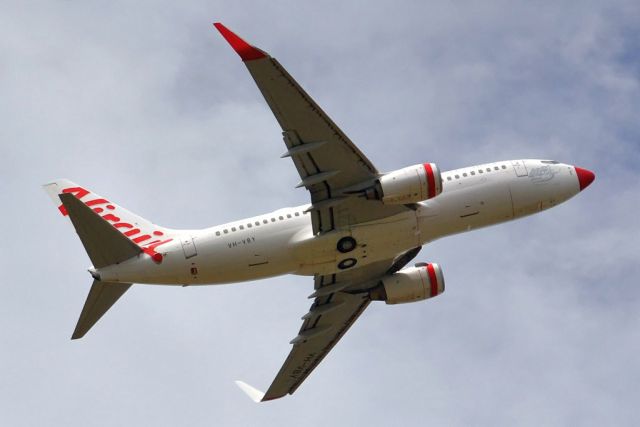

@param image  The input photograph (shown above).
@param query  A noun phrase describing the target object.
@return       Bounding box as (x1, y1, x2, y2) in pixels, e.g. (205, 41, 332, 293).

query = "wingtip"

(234, 380, 265, 403)
(212, 22, 267, 61)
(70, 329, 84, 340)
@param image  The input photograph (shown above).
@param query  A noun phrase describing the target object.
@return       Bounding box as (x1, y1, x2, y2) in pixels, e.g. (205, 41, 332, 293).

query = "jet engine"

(369, 263, 445, 304)
(365, 163, 443, 205)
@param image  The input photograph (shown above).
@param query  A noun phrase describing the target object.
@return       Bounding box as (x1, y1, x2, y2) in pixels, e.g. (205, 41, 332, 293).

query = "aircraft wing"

(214, 23, 407, 233)
(259, 260, 393, 401)
(235, 249, 419, 402)
(215, 23, 422, 401)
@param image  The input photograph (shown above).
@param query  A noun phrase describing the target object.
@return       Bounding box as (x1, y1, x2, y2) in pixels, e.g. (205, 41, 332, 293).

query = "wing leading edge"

(262, 291, 371, 401)
(213, 22, 408, 235)
(236, 256, 420, 402)
(215, 23, 421, 401)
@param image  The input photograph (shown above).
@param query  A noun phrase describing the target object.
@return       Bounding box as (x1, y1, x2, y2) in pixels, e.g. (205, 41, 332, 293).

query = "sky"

(2, 1, 639, 425)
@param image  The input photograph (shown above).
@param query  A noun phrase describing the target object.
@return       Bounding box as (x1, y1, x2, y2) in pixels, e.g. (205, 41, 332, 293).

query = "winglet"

(213, 23, 267, 61)
(234, 380, 265, 403)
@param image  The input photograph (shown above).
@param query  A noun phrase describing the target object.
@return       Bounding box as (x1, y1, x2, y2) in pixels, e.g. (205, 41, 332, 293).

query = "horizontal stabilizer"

(72, 280, 132, 339)
(60, 193, 141, 269)
(234, 381, 265, 403)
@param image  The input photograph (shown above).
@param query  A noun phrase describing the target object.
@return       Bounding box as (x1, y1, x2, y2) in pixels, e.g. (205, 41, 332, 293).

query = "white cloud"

(1, 1, 638, 426)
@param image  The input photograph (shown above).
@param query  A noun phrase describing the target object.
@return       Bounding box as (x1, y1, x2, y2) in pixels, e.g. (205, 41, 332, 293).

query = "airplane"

(43, 22, 595, 402)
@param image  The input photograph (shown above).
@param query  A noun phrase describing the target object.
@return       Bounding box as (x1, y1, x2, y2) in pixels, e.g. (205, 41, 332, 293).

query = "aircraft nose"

(574, 166, 595, 191)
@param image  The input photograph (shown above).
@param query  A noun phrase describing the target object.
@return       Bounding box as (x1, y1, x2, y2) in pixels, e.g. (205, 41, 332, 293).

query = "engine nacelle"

(378, 163, 443, 204)
(370, 263, 445, 304)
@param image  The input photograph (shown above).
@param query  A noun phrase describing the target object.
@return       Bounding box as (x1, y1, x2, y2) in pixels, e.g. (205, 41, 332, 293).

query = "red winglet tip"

(213, 22, 267, 61)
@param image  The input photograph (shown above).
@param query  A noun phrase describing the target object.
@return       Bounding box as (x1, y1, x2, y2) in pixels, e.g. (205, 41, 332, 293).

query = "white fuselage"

(97, 159, 582, 286)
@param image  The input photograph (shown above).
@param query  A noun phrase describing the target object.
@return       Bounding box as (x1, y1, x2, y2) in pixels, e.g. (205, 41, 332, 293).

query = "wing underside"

(215, 23, 421, 401)
(258, 254, 419, 401)
(214, 23, 407, 234)
(262, 291, 371, 400)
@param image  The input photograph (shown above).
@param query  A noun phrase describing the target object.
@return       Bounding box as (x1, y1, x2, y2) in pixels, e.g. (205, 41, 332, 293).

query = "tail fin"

(43, 179, 175, 260)
(60, 193, 142, 268)
(44, 179, 175, 339)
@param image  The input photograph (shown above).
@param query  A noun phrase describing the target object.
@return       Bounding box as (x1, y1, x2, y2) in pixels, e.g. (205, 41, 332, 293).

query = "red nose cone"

(574, 167, 595, 191)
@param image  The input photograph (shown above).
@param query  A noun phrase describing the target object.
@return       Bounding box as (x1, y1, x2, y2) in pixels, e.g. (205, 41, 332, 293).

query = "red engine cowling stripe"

(423, 163, 436, 199)
(426, 264, 438, 297)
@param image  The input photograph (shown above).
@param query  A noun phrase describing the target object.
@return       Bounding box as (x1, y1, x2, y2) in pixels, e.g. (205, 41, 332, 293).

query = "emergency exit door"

(512, 160, 528, 177)
(181, 236, 197, 259)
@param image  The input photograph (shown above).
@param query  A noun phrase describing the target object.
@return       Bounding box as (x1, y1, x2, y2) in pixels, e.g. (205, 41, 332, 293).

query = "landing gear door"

(181, 236, 197, 259)
(512, 160, 528, 177)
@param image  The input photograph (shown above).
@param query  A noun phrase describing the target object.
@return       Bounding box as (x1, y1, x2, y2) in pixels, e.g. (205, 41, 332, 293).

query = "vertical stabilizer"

(43, 179, 175, 261)
(43, 179, 158, 231)
(59, 193, 142, 269)
(44, 180, 174, 339)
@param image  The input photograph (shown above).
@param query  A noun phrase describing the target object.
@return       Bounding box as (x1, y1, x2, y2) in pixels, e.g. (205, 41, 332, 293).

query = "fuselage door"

(512, 160, 528, 177)
(181, 236, 197, 259)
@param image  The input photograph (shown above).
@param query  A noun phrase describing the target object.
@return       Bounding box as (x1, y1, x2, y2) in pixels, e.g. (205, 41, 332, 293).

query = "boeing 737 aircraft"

(44, 23, 595, 402)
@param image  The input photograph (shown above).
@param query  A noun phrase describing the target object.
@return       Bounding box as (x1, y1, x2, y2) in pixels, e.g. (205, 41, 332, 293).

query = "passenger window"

(239, 225, 244, 230)
(287, 214, 292, 218)
(447, 176, 452, 181)
(247, 223, 252, 228)
(278, 216, 284, 220)
(215, 231, 221, 236)
(223, 229, 228, 234)
(231, 227, 236, 232)
(486, 168, 491, 172)
(271, 218, 276, 222)
(455, 174, 460, 179)
(255, 221, 260, 226)
(501, 165, 507, 169)
(494, 166, 499, 171)
(463, 173, 468, 177)
(263, 219, 268, 224)
(295, 212, 300, 216)
(478, 170, 483, 174)
(470, 171, 475, 175)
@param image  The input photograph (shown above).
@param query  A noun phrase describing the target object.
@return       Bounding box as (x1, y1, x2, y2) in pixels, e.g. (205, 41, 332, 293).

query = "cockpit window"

(541, 160, 559, 164)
